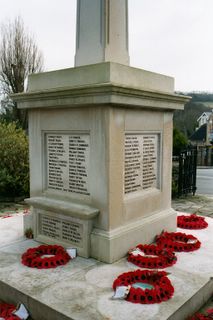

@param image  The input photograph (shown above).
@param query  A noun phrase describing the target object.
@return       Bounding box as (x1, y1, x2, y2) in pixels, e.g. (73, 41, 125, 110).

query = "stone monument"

(13, 0, 189, 263)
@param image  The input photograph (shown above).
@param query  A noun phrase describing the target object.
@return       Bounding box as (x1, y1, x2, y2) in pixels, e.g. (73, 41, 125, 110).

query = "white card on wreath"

(112, 286, 130, 300)
(66, 248, 77, 259)
(13, 303, 29, 320)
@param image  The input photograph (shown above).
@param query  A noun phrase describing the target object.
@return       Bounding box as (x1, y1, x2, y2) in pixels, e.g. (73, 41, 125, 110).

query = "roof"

(197, 112, 212, 122)
(190, 124, 207, 141)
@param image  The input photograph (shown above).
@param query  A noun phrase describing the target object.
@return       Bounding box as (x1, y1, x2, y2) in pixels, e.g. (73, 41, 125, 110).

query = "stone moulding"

(12, 82, 190, 111)
(25, 197, 99, 220)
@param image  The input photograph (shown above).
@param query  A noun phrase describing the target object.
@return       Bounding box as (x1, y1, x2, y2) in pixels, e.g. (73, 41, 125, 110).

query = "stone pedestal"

(13, 62, 189, 262)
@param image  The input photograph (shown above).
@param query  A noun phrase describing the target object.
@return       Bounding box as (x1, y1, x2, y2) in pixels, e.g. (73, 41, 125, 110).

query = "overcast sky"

(0, 0, 212, 92)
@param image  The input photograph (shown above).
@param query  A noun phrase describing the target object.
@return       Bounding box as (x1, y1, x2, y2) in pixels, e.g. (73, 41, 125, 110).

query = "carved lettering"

(47, 134, 90, 195)
(124, 134, 159, 194)
(40, 214, 83, 247)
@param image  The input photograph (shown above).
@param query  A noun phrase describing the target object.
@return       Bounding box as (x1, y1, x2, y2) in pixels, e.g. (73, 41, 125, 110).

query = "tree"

(0, 16, 43, 129)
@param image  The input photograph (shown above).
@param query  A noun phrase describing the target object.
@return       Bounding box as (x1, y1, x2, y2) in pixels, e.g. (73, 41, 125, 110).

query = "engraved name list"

(125, 134, 159, 194)
(47, 133, 90, 195)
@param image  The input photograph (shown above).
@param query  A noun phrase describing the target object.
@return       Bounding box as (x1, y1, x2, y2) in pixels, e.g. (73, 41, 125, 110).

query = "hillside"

(173, 92, 213, 138)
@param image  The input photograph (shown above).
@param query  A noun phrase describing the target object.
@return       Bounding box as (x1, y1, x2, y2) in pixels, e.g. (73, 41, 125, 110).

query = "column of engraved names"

(47, 135, 69, 191)
(69, 135, 90, 195)
(142, 135, 157, 189)
(41, 215, 61, 239)
(62, 221, 83, 247)
(125, 135, 142, 193)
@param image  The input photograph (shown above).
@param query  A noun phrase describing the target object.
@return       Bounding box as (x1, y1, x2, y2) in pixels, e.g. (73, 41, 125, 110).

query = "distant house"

(190, 111, 213, 146)
(197, 112, 212, 128)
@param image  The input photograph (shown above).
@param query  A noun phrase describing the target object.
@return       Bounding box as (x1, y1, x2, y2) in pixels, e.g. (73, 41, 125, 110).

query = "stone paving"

(172, 194, 213, 218)
(0, 213, 212, 320)
(172, 194, 213, 317)
(0, 197, 212, 319)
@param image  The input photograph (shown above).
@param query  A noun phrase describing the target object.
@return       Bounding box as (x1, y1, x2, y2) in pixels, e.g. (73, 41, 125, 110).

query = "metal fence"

(178, 146, 197, 197)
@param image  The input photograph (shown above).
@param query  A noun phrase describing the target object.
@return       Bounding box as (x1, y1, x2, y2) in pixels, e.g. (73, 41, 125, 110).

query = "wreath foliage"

(0, 302, 19, 320)
(188, 309, 213, 320)
(156, 231, 201, 252)
(128, 244, 177, 269)
(113, 269, 174, 304)
(21, 244, 71, 269)
(177, 214, 208, 230)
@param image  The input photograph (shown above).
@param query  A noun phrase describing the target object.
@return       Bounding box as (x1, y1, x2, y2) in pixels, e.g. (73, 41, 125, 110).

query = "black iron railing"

(178, 146, 197, 196)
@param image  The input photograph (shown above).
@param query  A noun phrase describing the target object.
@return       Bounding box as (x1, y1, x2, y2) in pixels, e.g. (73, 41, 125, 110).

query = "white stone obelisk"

(75, 0, 129, 66)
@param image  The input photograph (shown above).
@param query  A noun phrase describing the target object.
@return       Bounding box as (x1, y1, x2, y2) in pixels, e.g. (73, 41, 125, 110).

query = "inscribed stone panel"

(46, 133, 90, 195)
(40, 213, 83, 247)
(125, 134, 159, 194)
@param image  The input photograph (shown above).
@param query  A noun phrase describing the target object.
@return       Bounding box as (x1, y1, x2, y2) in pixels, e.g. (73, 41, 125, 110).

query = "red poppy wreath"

(177, 214, 208, 230)
(128, 244, 177, 269)
(0, 302, 19, 320)
(113, 269, 174, 304)
(156, 231, 201, 252)
(21, 244, 71, 269)
(188, 308, 213, 320)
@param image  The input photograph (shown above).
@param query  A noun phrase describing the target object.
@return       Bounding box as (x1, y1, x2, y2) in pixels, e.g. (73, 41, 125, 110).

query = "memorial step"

(0, 214, 212, 320)
(0, 216, 212, 320)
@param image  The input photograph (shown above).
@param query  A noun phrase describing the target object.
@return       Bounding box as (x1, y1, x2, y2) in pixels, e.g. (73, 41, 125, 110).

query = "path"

(196, 168, 213, 195)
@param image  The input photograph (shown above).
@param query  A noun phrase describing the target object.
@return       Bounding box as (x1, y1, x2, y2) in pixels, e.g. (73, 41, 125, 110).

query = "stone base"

(25, 197, 99, 258)
(91, 208, 176, 263)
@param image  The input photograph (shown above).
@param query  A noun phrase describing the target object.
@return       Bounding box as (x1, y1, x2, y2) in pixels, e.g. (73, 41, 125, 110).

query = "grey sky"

(0, 0, 212, 92)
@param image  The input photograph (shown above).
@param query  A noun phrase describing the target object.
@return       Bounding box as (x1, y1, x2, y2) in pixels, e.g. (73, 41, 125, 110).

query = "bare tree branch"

(0, 16, 44, 129)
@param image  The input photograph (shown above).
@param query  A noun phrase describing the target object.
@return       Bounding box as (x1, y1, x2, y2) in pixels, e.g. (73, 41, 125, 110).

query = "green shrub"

(172, 163, 179, 198)
(173, 127, 188, 156)
(0, 121, 29, 197)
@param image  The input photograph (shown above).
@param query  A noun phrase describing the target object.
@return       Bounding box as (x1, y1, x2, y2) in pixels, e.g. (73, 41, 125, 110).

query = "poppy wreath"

(21, 244, 71, 269)
(0, 302, 20, 320)
(128, 244, 177, 269)
(112, 269, 174, 304)
(156, 231, 201, 252)
(177, 214, 208, 230)
(188, 309, 213, 320)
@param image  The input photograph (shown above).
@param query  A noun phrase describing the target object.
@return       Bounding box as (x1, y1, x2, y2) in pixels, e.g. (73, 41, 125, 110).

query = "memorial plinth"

(13, 62, 189, 262)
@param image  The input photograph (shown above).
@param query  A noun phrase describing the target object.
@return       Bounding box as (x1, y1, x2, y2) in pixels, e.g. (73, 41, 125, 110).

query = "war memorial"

(0, 1, 212, 319)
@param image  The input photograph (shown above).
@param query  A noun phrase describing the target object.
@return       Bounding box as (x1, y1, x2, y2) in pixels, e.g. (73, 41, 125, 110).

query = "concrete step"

(0, 273, 212, 320)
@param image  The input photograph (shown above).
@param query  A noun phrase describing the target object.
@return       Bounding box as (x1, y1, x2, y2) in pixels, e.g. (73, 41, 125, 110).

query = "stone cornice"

(25, 197, 99, 220)
(12, 82, 190, 111)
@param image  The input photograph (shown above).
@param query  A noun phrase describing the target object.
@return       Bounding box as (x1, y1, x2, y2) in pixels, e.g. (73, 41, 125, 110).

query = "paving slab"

(0, 214, 24, 246)
(172, 195, 213, 219)
(0, 212, 212, 320)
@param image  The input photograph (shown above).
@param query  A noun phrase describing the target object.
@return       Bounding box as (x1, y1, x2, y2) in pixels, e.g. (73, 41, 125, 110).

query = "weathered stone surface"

(0, 213, 212, 320)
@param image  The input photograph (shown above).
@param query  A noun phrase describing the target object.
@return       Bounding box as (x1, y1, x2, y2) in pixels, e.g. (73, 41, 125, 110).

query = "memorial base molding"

(26, 197, 99, 258)
(91, 208, 176, 263)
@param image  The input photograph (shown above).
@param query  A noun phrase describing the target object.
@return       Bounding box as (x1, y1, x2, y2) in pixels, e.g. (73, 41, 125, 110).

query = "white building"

(197, 112, 212, 127)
